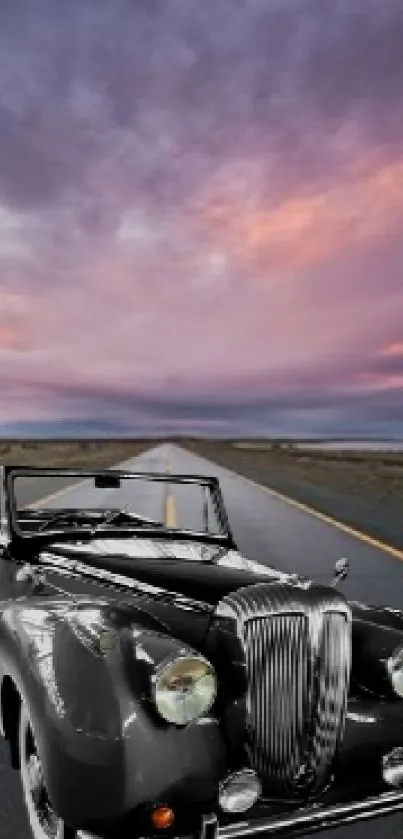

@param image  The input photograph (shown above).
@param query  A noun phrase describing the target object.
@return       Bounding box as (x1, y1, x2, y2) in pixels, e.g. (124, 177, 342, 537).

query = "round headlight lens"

(387, 644, 403, 697)
(219, 769, 262, 813)
(383, 747, 403, 788)
(153, 656, 217, 725)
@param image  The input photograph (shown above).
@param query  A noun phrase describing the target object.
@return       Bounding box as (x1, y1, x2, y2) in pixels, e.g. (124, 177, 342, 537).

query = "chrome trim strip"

(40, 552, 212, 613)
(218, 791, 403, 838)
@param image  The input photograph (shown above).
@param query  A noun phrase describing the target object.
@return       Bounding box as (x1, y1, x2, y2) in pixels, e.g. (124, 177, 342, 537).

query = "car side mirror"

(332, 556, 349, 587)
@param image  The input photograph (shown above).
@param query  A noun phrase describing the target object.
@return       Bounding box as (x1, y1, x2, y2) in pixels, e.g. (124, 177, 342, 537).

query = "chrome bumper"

(203, 790, 403, 839)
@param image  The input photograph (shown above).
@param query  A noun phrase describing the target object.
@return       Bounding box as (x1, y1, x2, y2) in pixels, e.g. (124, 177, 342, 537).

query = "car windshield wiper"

(38, 511, 91, 532)
(88, 508, 165, 536)
(37, 508, 165, 535)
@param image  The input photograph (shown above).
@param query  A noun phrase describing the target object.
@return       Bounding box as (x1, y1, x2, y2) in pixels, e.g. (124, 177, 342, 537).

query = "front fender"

(351, 601, 403, 698)
(0, 596, 226, 830)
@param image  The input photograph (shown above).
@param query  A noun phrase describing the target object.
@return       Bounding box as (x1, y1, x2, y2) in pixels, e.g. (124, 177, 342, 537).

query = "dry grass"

(1, 438, 402, 502)
(0, 439, 157, 468)
(185, 440, 403, 502)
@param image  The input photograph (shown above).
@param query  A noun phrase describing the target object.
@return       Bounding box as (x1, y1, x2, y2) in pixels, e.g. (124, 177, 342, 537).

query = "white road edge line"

(185, 448, 403, 562)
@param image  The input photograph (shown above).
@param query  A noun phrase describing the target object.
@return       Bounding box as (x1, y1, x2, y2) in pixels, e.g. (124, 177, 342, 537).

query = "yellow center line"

(163, 452, 177, 527)
(225, 467, 403, 562)
(164, 493, 177, 528)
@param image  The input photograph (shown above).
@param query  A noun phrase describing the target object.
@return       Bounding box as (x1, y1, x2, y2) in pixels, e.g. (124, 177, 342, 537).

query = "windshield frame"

(5, 466, 235, 548)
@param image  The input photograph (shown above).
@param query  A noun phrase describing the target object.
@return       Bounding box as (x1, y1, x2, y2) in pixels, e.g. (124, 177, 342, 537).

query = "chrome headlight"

(153, 655, 217, 726)
(387, 643, 403, 697)
(219, 769, 262, 813)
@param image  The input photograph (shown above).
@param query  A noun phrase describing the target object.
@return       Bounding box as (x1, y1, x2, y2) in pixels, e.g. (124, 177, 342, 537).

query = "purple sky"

(1, 0, 403, 437)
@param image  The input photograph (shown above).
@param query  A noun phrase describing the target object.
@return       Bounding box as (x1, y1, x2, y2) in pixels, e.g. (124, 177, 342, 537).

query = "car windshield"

(9, 469, 228, 542)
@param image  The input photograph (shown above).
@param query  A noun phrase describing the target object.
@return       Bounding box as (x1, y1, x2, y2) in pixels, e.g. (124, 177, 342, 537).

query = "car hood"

(45, 536, 307, 607)
(39, 538, 403, 697)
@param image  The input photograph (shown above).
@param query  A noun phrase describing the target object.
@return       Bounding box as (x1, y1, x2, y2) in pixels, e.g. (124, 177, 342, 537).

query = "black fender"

(336, 601, 403, 797)
(0, 595, 226, 831)
(350, 601, 403, 698)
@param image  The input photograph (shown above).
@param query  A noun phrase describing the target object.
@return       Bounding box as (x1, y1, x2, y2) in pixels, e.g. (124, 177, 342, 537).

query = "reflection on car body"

(0, 465, 403, 839)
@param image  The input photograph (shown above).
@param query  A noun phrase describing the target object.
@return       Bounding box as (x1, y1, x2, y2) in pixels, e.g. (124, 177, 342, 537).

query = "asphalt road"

(2, 443, 403, 839)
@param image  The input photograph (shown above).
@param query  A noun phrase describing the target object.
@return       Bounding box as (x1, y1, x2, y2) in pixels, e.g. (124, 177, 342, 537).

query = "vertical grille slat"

(217, 583, 351, 801)
(308, 612, 351, 790)
(244, 614, 310, 795)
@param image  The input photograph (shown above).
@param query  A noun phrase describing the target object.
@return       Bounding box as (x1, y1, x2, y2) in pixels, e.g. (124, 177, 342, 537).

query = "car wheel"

(18, 702, 76, 839)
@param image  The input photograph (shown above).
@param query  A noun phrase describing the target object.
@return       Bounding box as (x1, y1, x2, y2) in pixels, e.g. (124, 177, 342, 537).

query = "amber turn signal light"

(150, 805, 175, 830)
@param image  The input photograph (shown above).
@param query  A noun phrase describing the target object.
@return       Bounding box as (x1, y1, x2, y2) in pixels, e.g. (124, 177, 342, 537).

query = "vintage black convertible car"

(1, 465, 403, 839)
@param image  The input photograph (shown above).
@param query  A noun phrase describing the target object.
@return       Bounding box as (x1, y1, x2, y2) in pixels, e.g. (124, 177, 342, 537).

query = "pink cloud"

(380, 342, 403, 358)
(0, 0, 403, 435)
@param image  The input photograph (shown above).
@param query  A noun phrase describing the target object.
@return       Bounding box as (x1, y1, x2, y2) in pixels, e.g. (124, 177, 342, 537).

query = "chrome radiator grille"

(217, 583, 351, 800)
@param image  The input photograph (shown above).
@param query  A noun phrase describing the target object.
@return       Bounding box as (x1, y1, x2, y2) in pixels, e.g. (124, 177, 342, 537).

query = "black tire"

(18, 702, 76, 839)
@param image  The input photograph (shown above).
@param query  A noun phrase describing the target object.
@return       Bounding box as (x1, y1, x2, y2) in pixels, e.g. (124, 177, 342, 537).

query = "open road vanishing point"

(2, 443, 403, 839)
